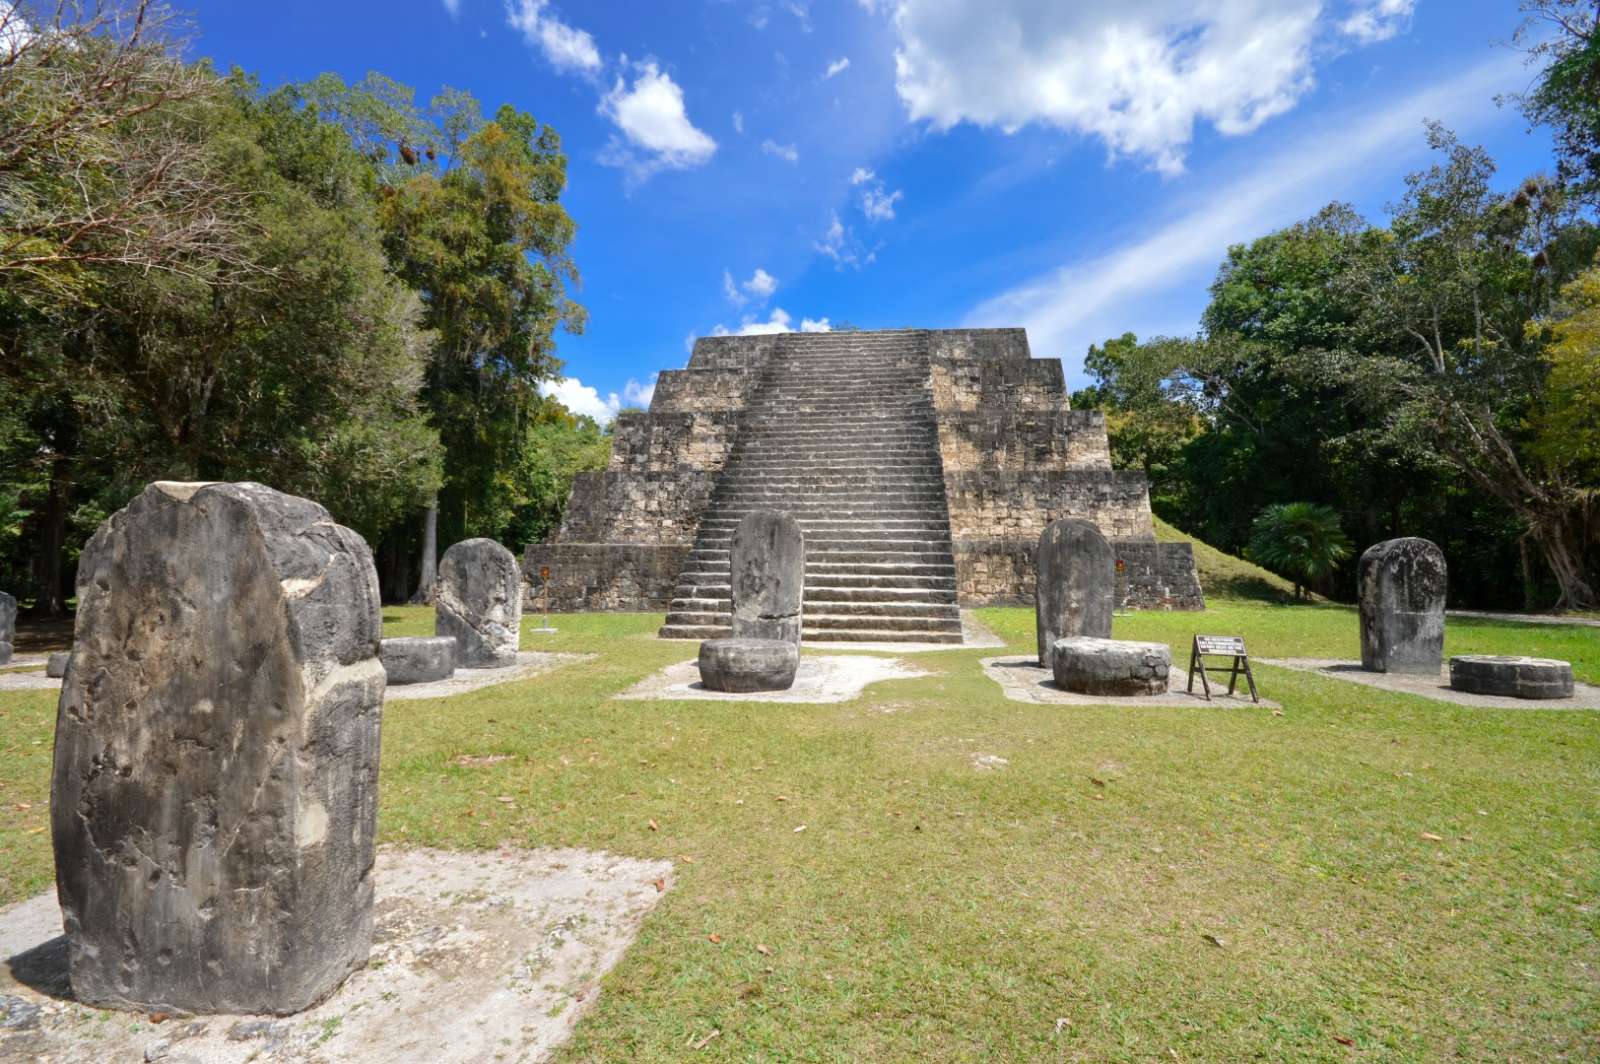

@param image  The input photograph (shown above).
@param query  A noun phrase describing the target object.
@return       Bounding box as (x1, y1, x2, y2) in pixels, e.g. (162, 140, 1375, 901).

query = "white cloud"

(785, 1, 813, 32)
(825, 57, 851, 79)
(743, 267, 778, 300)
(712, 308, 832, 336)
(540, 375, 656, 423)
(849, 167, 903, 221)
(598, 59, 718, 180)
(850, 167, 875, 185)
(887, 0, 1386, 175)
(732, 110, 745, 134)
(762, 138, 800, 163)
(1339, 0, 1415, 44)
(963, 54, 1527, 372)
(442, 0, 461, 17)
(505, 0, 602, 74)
(722, 267, 779, 307)
(815, 212, 876, 269)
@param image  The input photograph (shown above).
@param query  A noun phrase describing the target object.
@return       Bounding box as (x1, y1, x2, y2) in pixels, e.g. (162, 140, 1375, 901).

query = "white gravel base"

(0, 846, 670, 1063)
(981, 656, 1279, 709)
(385, 651, 590, 701)
(0, 669, 58, 691)
(616, 653, 926, 703)
(1259, 658, 1600, 710)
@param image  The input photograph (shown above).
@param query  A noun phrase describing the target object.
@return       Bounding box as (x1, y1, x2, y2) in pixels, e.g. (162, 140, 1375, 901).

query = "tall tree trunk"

(1532, 515, 1597, 611)
(31, 453, 73, 617)
(409, 501, 438, 604)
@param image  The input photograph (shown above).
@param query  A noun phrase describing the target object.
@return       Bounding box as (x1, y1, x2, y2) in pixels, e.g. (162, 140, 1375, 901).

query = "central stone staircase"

(659, 329, 964, 643)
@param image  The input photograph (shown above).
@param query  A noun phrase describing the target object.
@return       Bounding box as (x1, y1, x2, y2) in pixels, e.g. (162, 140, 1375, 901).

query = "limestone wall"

(608, 412, 741, 472)
(523, 543, 690, 611)
(944, 470, 1155, 541)
(953, 538, 1204, 609)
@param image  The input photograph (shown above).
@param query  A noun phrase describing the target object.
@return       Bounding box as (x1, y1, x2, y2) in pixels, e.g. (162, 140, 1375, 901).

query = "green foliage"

(1247, 503, 1353, 599)
(1514, 2, 1600, 198)
(1533, 260, 1600, 480)
(500, 401, 612, 548)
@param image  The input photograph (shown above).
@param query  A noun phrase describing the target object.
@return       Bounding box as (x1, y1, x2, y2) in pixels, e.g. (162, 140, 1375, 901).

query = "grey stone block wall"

(524, 543, 691, 611)
(953, 537, 1203, 610)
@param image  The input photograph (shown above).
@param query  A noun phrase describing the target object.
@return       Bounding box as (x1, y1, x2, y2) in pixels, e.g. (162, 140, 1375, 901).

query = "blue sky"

(182, 0, 1553, 419)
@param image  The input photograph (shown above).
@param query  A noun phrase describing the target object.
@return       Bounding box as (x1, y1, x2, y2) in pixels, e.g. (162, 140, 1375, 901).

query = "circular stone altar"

(380, 636, 457, 685)
(45, 651, 69, 678)
(1051, 637, 1172, 696)
(698, 638, 800, 693)
(1449, 655, 1575, 700)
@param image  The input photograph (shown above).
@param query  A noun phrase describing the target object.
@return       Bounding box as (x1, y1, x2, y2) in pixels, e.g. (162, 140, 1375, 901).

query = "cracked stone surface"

(435, 539, 522, 668)
(1035, 518, 1114, 666)
(0, 847, 670, 1063)
(698, 638, 800, 692)
(1358, 537, 1446, 675)
(379, 637, 455, 686)
(51, 481, 385, 1016)
(730, 510, 804, 646)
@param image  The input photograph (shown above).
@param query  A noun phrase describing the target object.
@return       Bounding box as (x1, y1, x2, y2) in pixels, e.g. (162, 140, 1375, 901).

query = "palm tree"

(1248, 502, 1352, 600)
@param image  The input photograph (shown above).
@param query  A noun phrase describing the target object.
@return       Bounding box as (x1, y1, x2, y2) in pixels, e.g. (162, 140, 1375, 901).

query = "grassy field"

(1, 602, 1596, 1061)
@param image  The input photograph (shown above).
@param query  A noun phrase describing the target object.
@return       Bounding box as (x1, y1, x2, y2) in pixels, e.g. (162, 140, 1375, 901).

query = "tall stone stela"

(51, 481, 385, 1015)
(1035, 518, 1116, 665)
(436, 538, 522, 668)
(1358, 537, 1447, 674)
(729, 510, 804, 645)
(0, 589, 14, 664)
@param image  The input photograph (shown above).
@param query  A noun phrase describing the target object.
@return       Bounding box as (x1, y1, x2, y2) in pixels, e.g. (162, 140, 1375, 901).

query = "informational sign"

(1187, 634, 1258, 702)
(539, 565, 551, 582)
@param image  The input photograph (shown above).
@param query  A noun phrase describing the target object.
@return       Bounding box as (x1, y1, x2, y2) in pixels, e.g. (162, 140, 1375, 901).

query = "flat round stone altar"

(698, 638, 800, 693)
(1449, 655, 1575, 700)
(1051, 636, 1172, 696)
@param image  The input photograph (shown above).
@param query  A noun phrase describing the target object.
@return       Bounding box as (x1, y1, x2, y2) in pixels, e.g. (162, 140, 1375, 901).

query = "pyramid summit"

(526, 327, 1203, 642)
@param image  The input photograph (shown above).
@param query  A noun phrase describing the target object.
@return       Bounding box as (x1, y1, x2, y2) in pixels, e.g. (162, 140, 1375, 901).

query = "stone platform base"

(380, 636, 455, 685)
(981, 657, 1277, 709)
(617, 654, 925, 704)
(1051, 637, 1172, 696)
(384, 651, 589, 702)
(0, 847, 670, 1064)
(1261, 659, 1600, 710)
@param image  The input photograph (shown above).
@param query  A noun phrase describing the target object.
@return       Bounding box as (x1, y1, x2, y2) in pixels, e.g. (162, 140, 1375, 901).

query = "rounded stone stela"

(1051, 636, 1172, 697)
(698, 638, 800, 693)
(1449, 654, 1575, 700)
(380, 636, 457, 685)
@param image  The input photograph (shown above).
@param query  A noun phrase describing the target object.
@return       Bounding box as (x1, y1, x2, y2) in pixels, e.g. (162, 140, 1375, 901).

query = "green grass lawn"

(2, 603, 1597, 1061)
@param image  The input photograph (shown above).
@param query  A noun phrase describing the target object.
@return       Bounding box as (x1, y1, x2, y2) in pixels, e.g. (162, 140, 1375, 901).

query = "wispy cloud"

(505, 0, 601, 74)
(824, 56, 850, 79)
(723, 267, 779, 306)
(712, 307, 831, 335)
(964, 54, 1528, 372)
(762, 138, 800, 163)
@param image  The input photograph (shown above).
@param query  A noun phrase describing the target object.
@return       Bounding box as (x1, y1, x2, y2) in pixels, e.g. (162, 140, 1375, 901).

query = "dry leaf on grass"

(648, 819, 659, 832)
(1200, 933, 1226, 948)
(1420, 832, 1443, 842)
(793, 825, 807, 834)
(708, 933, 722, 944)
(756, 944, 772, 956)
(690, 1029, 721, 1050)
(654, 878, 666, 893)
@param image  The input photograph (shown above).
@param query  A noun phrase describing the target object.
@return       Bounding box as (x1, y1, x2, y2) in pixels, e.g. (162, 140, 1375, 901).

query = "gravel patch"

(1259, 658, 1600, 710)
(981, 656, 1279, 709)
(0, 846, 670, 1063)
(616, 654, 926, 703)
(385, 651, 590, 701)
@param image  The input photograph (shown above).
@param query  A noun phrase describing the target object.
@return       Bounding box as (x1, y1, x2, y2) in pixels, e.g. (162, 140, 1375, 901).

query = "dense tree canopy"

(0, 3, 596, 614)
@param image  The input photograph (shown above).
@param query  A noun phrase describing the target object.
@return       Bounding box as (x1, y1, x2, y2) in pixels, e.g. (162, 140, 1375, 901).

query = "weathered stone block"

(0, 589, 14, 665)
(1035, 518, 1114, 665)
(46, 651, 69, 678)
(51, 481, 385, 1015)
(730, 510, 804, 646)
(1450, 655, 1574, 699)
(380, 636, 456, 685)
(698, 638, 800, 692)
(1051, 637, 1171, 696)
(1358, 537, 1446, 674)
(436, 538, 522, 668)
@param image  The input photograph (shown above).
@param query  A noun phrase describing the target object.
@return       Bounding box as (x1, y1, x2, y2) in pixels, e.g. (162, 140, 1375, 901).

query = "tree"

(1337, 125, 1600, 607)
(1248, 502, 1352, 600)
(1511, 2, 1600, 199)
(296, 74, 585, 598)
(0, 1, 251, 304)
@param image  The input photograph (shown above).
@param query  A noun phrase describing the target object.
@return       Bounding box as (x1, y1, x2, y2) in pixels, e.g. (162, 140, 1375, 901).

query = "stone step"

(697, 519, 952, 534)
(696, 535, 951, 552)
(667, 596, 957, 620)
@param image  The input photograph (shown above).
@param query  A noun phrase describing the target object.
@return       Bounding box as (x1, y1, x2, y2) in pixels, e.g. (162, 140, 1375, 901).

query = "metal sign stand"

(530, 565, 557, 634)
(1186, 634, 1258, 702)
